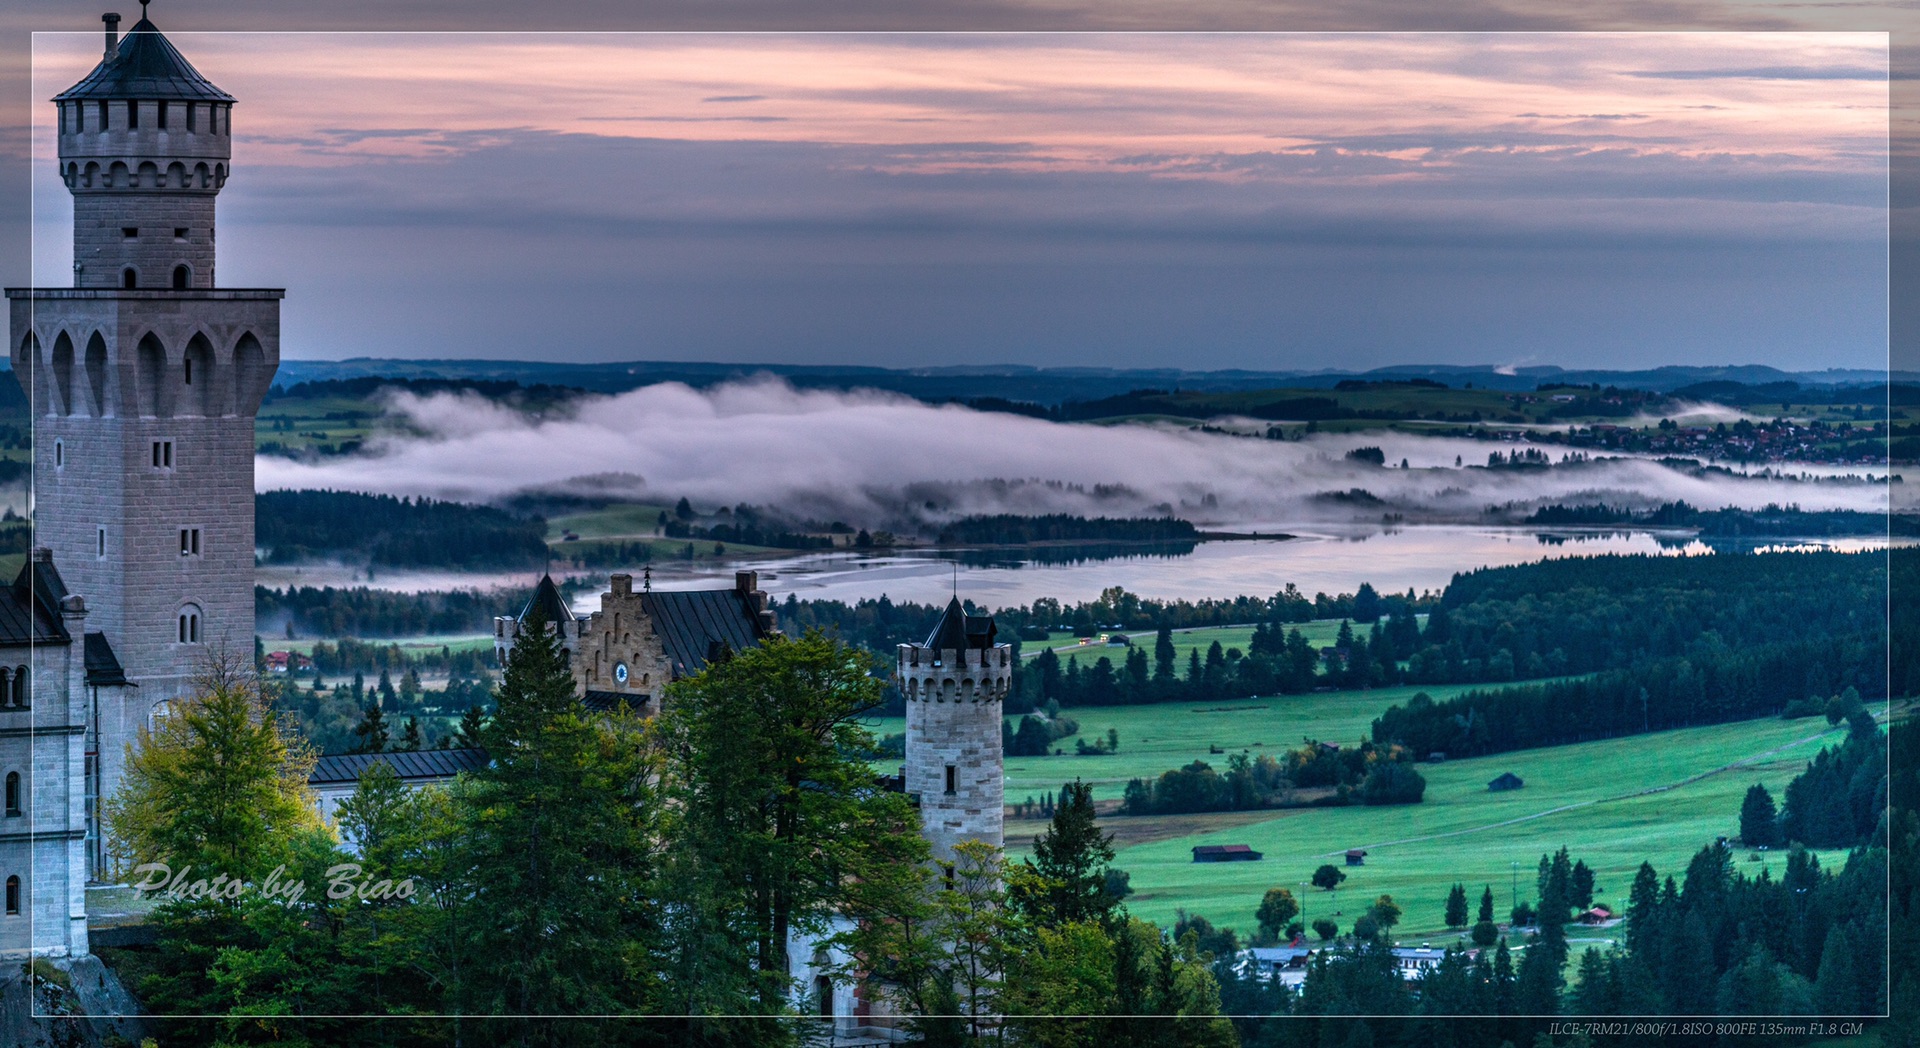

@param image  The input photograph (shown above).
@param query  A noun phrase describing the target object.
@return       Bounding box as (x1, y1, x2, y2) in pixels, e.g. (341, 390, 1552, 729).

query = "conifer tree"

(350, 700, 388, 753)
(1014, 778, 1120, 930)
(456, 606, 659, 1025)
(1445, 883, 1469, 929)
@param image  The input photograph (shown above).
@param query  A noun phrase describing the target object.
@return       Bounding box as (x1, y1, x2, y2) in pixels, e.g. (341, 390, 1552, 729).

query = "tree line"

(257, 489, 549, 570)
(1121, 741, 1426, 816)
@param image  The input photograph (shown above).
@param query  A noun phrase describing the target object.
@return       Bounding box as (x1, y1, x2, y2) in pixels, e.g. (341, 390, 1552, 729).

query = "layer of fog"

(254, 378, 1888, 529)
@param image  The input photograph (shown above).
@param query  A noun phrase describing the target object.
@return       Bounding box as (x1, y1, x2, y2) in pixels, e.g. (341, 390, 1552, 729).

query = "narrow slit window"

(183, 357, 192, 384)
(53, 441, 62, 468)
(5, 875, 17, 916)
(126, 99, 138, 129)
(945, 765, 957, 795)
(98, 100, 108, 131)
(97, 528, 106, 558)
(157, 100, 168, 129)
(186, 102, 196, 132)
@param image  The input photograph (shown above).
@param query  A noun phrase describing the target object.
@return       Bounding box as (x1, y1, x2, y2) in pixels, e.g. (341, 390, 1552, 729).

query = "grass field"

(868, 680, 1540, 805)
(1078, 712, 1869, 947)
(870, 685, 1875, 950)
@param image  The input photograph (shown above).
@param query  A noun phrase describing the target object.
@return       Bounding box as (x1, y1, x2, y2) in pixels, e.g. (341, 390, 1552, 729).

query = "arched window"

(178, 607, 201, 644)
(172, 265, 189, 290)
(122, 268, 137, 290)
(9, 667, 23, 708)
(3, 772, 18, 817)
(5, 876, 17, 916)
(149, 700, 173, 731)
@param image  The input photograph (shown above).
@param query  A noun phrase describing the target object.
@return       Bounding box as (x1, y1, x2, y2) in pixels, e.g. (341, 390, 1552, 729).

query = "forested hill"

(1370, 550, 1888, 757)
(935, 514, 1199, 546)
(256, 490, 548, 570)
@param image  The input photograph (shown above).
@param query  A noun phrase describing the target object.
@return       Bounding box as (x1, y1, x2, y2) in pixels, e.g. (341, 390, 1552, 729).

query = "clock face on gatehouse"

(614, 661, 630, 684)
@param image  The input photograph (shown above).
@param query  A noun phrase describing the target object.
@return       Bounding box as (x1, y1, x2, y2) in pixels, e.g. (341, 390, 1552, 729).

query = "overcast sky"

(20, 26, 1892, 371)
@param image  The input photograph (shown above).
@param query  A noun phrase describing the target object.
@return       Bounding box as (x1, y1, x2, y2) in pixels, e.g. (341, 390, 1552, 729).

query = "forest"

(936, 514, 1201, 546)
(1524, 500, 1888, 537)
(256, 490, 549, 570)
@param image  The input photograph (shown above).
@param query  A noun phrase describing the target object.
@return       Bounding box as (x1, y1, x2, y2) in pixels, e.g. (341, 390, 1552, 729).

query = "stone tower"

(7, 11, 279, 856)
(896, 597, 1007, 867)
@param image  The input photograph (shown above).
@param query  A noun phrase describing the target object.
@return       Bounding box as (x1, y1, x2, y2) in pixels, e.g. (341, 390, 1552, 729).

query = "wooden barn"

(1193, 844, 1263, 863)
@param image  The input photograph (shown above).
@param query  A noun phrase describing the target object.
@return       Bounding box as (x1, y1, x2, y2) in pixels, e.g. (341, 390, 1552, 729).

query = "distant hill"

(260, 358, 1888, 407)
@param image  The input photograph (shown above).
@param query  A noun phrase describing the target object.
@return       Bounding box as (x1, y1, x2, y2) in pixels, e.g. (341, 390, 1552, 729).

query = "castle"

(3, 10, 277, 957)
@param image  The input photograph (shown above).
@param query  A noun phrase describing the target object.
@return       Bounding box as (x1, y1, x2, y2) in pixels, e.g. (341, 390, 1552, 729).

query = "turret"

(54, 7, 234, 291)
(897, 596, 1008, 868)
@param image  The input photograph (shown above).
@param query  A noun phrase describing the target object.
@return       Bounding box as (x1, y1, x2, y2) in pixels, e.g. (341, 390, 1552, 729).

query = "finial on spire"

(140, 0, 149, 16)
(643, 565, 652, 593)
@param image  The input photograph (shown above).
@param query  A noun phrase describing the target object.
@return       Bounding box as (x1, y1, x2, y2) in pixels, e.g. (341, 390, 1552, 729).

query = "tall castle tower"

(7, 10, 279, 856)
(896, 597, 1007, 868)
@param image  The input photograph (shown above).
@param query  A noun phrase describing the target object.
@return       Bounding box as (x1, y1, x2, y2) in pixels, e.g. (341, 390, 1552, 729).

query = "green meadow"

(1093, 714, 1859, 947)
(871, 689, 1872, 950)
(869, 681, 1516, 805)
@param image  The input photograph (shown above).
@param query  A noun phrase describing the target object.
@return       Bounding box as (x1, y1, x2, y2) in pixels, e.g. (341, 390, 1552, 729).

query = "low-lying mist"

(254, 378, 1887, 529)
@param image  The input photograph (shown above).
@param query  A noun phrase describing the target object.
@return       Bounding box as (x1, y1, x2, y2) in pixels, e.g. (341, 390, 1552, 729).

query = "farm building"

(1345, 849, 1368, 866)
(1193, 844, 1263, 863)
(1488, 772, 1525, 792)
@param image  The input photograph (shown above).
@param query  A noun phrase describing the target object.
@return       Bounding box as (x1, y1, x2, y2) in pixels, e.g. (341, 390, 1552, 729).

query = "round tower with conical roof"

(56, 9, 235, 291)
(897, 596, 1008, 868)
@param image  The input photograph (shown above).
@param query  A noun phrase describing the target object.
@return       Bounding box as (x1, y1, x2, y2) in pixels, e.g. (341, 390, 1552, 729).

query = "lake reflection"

(723, 526, 1885, 608)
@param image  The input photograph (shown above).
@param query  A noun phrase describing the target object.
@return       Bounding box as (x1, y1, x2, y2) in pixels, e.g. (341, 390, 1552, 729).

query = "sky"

(19, 26, 1894, 371)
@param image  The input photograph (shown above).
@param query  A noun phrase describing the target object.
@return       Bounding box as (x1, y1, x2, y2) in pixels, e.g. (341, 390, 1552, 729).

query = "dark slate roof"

(519, 574, 575, 626)
(310, 747, 489, 786)
(639, 588, 767, 676)
(582, 689, 651, 713)
(56, 17, 234, 102)
(85, 633, 128, 686)
(0, 559, 71, 647)
(924, 596, 996, 650)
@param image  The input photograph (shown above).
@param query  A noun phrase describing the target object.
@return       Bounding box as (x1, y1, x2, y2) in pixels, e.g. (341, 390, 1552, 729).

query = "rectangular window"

(97, 528, 105, 558)
(945, 765, 957, 795)
(53, 441, 62, 468)
(126, 99, 138, 129)
(157, 100, 168, 130)
(185, 102, 196, 133)
(98, 100, 108, 131)
(174, 228, 187, 240)
(179, 528, 200, 556)
(151, 440, 173, 469)
(122, 227, 137, 239)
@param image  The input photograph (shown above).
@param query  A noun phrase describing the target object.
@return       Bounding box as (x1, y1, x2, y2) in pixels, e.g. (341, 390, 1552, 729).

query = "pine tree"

(351, 701, 388, 753)
(1153, 626, 1177, 685)
(1014, 779, 1119, 929)
(1445, 883, 1469, 929)
(1814, 924, 1860, 1015)
(398, 716, 422, 751)
(456, 605, 658, 1024)
(455, 703, 485, 749)
(1741, 783, 1780, 847)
